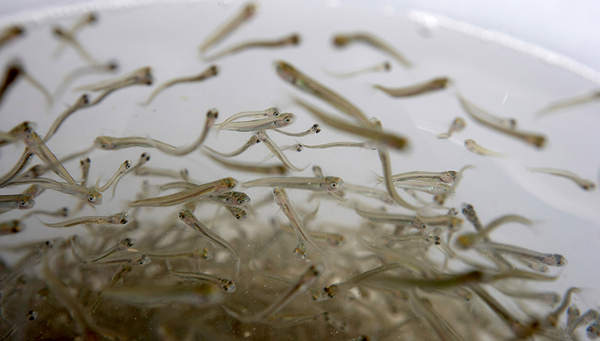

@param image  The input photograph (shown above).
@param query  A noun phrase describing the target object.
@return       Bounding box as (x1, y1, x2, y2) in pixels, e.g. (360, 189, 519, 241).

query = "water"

(0, 0, 599, 339)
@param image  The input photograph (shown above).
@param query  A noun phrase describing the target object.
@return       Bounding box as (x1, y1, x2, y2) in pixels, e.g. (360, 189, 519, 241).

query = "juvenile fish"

(5, 177, 102, 205)
(53, 12, 97, 57)
(0, 59, 52, 106)
(223, 264, 323, 322)
(474, 241, 567, 267)
(150, 109, 218, 155)
(94, 160, 131, 196)
(130, 177, 236, 207)
(278, 221, 346, 246)
(204, 134, 260, 157)
(456, 213, 533, 249)
(355, 207, 426, 229)
(53, 61, 118, 100)
(42, 94, 89, 143)
(0, 60, 22, 105)
(52, 26, 102, 65)
(299, 140, 373, 150)
(243, 176, 343, 192)
(83, 67, 153, 107)
(528, 167, 595, 190)
(410, 292, 465, 341)
(275, 60, 371, 125)
(494, 286, 560, 306)
(178, 209, 240, 268)
(0, 25, 24, 50)
(333, 32, 412, 67)
(169, 268, 236, 293)
(204, 33, 300, 61)
(437, 117, 466, 139)
(0, 121, 36, 147)
(224, 206, 247, 221)
(22, 129, 78, 185)
(198, 1, 259, 53)
(76, 66, 152, 92)
(92, 253, 151, 267)
(20, 207, 69, 220)
(374, 77, 450, 97)
(208, 191, 251, 207)
(394, 181, 453, 196)
(71, 236, 135, 263)
(217, 112, 296, 132)
(320, 263, 403, 300)
(416, 213, 462, 229)
(128, 152, 151, 174)
(274, 123, 321, 137)
(134, 166, 190, 181)
(0, 219, 23, 236)
(296, 99, 408, 150)
(204, 151, 287, 175)
(464, 139, 505, 157)
(141, 65, 218, 105)
(325, 61, 391, 78)
(537, 90, 600, 117)
(95, 109, 216, 155)
(216, 107, 280, 133)
(41, 212, 130, 228)
(0, 194, 35, 214)
(273, 187, 325, 258)
(458, 94, 546, 148)
(89, 265, 133, 313)
(380, 170, 458, 184)
(254, 130, 307, 172)
(376, 136, 419, 210)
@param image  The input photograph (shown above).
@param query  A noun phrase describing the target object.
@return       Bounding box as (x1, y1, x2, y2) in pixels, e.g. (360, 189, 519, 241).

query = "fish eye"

(101, 144, 107, 149)
(88, 195, 96, 202)
(178, 212, 185, 219)
(120, 219, 128, 224)
(19, 200, 27, 207)
(330, 182, 337, 188)
(237, 199, 244, 205)
(284, 118, 291, 122)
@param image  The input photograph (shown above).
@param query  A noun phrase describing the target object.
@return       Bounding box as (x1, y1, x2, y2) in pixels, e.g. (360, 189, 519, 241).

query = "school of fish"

(0, 1, 598, 340)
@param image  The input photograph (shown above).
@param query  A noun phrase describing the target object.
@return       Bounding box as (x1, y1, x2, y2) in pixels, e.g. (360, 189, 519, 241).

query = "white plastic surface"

(0, 0, 599, 319)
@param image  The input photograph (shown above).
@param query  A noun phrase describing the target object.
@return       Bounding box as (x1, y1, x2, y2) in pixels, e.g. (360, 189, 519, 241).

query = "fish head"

(323, 176, 344, 192)
(17, 196, 35, 209)
(275, 113, 296, 127)
(94, 136, 116, 150)
(86, 189, 103, 205)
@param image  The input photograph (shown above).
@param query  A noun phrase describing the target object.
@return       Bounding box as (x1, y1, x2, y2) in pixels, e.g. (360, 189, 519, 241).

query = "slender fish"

(325, 61, 391, 78)
(275, 60, 371, 125)
(528, 167, 595, 190)
(41, 212, 130, 228)
(198, 1, 259, 53)
(141, 65, 218, 106)
(374, 77, 450, 97)
(333, 32, 412, 67)
(204, 33, 300, 61)
(130, 177, 236, 207)
(464, 139, 505, 157)
(222, 264, 323, 323)
(296, 99, 408, 150)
